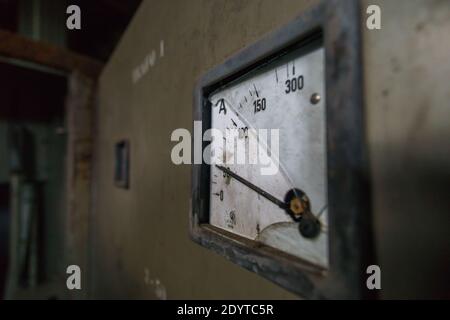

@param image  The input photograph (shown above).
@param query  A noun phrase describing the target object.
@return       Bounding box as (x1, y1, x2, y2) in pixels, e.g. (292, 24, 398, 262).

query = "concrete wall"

(92, 0, 450, 299)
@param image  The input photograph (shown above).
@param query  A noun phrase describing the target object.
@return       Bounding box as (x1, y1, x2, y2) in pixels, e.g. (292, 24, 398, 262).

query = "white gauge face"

(208, 44, 328, 268)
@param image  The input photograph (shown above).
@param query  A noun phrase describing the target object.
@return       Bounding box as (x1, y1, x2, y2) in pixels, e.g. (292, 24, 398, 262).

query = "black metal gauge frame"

(191, 0, 375, 299)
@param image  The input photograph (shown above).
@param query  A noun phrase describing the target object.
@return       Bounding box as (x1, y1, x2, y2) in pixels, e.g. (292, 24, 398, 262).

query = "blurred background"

(0, 0, 141, 299)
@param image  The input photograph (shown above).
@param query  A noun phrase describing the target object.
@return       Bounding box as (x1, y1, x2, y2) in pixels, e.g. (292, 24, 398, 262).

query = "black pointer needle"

(216, 165, 322, 239)
(215, 165, 287, 209)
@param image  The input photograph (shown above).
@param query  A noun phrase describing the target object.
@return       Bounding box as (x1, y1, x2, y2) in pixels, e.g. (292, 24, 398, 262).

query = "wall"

(364, 0, 450, 299)
(92, 0, 450, 299)
(92, 0, 318, 299)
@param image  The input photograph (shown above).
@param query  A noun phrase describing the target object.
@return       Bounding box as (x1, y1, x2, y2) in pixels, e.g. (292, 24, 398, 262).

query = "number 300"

(285, 75, 304, 94)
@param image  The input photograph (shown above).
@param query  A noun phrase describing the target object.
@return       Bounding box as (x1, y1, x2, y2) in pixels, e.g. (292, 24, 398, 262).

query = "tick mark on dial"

(231, 118, 237, 127)
(213, 191, 224, 201)
(253, 84, 259, 98)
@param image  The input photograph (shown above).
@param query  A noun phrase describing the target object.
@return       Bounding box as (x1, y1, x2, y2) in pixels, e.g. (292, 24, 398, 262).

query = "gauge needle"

(216, 165, 287, 209)
(215, 165, 322, 239)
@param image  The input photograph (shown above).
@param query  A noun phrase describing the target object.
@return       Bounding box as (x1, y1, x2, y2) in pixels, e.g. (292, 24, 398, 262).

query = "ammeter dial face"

(208, 44, 328, 268)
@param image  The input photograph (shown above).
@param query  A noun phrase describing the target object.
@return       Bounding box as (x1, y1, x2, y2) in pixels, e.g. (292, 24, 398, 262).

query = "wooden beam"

(0, 29, 103, 78)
